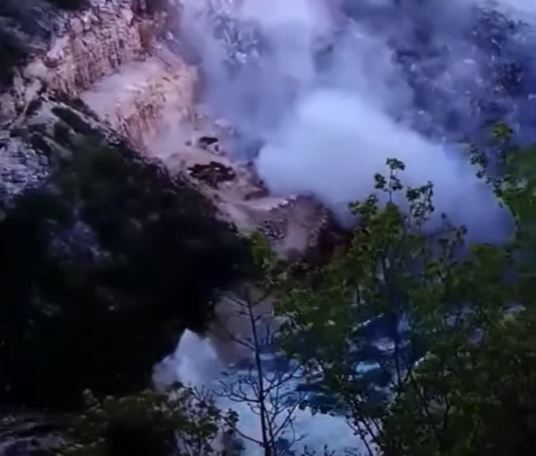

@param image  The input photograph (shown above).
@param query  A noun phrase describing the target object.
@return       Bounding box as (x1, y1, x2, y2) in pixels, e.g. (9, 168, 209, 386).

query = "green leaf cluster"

(61, 386, 237, 456)
(277, 153, 536, 456)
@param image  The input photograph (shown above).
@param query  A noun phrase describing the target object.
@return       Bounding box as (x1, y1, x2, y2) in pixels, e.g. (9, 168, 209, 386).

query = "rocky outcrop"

(1, 1, 157, 122)
(80, 48, 197, 147)
(1, 0, 334, 261)
(160, 132, 333, 261)
(0, 2, 123, 197)
(44, 5, 151, 95)
(0, 0, 186, 192)
(0, 412, 65, 456)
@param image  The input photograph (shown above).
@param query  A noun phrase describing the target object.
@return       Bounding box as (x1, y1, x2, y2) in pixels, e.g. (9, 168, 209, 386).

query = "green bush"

(61, 387, 235, 456)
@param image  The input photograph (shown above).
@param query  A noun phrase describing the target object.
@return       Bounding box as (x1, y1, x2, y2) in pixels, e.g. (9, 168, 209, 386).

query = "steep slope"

(0, 2, 339, 453)
(1, 0, 332, 262)
(0, 4, 249, 455)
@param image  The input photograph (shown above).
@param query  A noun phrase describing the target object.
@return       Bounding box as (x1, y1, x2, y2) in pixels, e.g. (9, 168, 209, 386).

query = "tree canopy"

(275, 148, 536, 456)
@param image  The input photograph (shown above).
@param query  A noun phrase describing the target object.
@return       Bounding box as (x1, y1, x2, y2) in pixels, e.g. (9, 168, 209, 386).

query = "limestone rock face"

(1, 1, 158, 122)
(161, 133, 333, 261)
(81, 48, 197, 147)
(44, 4, 150, 96)
(0, 0, 334, 261)
(0, 0, 194, 199)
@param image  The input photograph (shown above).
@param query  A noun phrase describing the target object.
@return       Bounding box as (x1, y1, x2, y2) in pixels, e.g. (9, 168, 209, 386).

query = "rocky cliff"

(0, 2, 234, 454)
(0, 2, 337, 452)
(0, 0, 332, 262)
(0, 0, 174, 202)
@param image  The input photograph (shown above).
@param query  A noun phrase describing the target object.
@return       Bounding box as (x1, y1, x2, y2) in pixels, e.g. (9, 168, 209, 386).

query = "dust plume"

(177, 0, 535, 241)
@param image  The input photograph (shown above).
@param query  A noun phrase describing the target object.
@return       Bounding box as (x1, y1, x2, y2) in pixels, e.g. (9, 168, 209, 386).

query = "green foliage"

(61, 387, 236, 456)
(279, 157, 536, 456)
(471, 125, 536, 299)
(382, 310, 536, 456)
(0, 136, 250, 407)
(248, 231, 288, 288)
(498, 147, 536, 241)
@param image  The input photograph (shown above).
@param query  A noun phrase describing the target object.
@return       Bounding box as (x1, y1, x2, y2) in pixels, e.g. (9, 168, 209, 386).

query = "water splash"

(154, 329, 368, 454)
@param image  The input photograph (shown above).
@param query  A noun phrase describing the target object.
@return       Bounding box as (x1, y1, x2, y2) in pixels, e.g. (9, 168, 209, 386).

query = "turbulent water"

(155, 329, 369, 455)
(157, 0, 536, 453)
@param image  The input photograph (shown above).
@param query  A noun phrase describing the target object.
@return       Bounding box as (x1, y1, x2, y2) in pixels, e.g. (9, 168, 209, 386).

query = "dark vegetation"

(46, 0, 87, 11)
(61, 388, 232, 456)
(275, 140, 536, 456)
(0, 133, 250, 408)
(61, 141, 536, 456)
(2, 97, 535, 455)
(0, 38, 27, 87)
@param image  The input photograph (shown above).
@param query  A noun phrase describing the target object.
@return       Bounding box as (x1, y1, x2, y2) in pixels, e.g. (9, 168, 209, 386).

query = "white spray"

(155, 330, 367, 455)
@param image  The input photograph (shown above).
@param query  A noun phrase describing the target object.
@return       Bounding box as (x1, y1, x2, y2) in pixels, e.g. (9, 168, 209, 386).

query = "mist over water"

(156, 330, 368, 455)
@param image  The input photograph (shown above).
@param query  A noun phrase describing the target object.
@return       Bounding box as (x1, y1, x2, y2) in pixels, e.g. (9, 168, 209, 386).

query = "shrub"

(61, 387, 236, 456)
